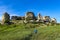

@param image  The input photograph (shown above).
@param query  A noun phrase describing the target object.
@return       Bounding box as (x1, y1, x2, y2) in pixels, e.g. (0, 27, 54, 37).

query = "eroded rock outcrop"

(2, 12, 10, 24)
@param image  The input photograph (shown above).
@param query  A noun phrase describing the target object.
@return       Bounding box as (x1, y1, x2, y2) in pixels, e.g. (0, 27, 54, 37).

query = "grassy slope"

(0, 23, 60, 40)
(31, 25, 60, 40)
(0, 24, 34, 40)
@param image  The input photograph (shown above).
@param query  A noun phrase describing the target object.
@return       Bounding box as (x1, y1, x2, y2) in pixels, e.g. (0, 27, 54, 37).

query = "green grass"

(31, 25, 60, 40)
(0, 23, 34, 40)
(0, 23, 60, 40)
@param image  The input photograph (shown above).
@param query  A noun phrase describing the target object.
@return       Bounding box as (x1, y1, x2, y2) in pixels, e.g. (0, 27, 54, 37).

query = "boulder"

(25, 12, 36, 21)
(43, 16, 51, 23)
(2, 12, 10, 24)
(37, 13, 43, 22)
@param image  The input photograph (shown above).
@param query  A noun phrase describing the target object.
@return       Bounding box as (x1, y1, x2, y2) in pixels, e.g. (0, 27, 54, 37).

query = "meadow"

(0, 23, 60, 40)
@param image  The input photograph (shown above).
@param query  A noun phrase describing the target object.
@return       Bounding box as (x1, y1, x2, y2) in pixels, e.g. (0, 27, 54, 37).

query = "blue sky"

(0, 0, 60, 23)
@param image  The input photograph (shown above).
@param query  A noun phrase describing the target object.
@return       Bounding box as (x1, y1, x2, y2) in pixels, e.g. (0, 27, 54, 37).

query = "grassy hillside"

(0, 23, 60, 40)
(31, 25, 60, 40)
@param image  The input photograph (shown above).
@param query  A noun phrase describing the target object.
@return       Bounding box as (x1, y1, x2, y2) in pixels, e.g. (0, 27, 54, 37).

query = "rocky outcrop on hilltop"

(2, 12, 10, 24)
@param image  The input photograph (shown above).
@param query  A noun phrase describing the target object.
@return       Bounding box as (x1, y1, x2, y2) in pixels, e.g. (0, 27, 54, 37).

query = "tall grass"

(0, 23, 60, 40)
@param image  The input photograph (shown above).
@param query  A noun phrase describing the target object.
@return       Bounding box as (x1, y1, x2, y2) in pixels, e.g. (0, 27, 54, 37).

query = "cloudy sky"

(0, 0, 60, 23)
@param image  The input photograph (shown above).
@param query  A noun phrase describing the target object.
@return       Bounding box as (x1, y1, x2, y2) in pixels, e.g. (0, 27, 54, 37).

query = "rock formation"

(1, 12, 57, 24)
(11, 16, 22, 20)
(25, 12, 36, 22)
(37, 13, 43, 22)
(2, 12, 10, 24)
(43, 16, 51, 23)
(51, 18, 57, 23)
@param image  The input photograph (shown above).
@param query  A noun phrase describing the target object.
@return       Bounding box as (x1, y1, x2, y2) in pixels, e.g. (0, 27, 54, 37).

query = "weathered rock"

(2, 12, 10, 24)
(21, 16, 25, 20)
(51, 18, 57, 23)
(25, 12, 36, 21)
(11, 16, 21, 20)
(37, 13, 43, 22)
(11, 16, 18, 20)
(43, 16, 51, 23)
(11, 16, 25, 20)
